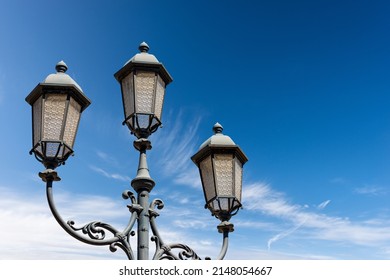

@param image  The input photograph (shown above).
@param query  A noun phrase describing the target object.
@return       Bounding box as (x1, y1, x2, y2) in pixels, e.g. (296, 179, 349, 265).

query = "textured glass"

(218, 197, 230, 212)
(121, 73, 135, 118)
(199, 156, 216, 203)
(212, 200, 220, 211)
(33, 96, 42, 147)
(43, 94, 66, 141)
(214, 154, 234, 196)
(135, 71, 156, 114)
(63, 97, 81, 148)
(45, 142, 62, 158)
(234, 157, 243, 202)
(154, 75, 165, 120)
(136, 114, 150, 129)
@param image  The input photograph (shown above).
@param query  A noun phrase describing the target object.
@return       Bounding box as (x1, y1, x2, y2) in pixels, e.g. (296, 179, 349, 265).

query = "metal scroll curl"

(149, 198, 202, 260)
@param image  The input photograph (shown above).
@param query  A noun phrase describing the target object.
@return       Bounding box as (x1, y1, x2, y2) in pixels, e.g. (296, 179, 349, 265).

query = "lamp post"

(26, 43, 248, 260)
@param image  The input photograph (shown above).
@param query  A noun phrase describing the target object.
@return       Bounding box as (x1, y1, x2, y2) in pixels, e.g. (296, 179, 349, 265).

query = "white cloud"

(95, 150, 119, 166)
(89, 165, 131, 182)
(243, 182, 390, 249)
(0, 184, 226, 260)
(0, 186, 126, 259)
(317, 200, 331, 210)
(267, 219, 307, 251)
(152, 110, 202, 188)
(354, 185, 386, 196)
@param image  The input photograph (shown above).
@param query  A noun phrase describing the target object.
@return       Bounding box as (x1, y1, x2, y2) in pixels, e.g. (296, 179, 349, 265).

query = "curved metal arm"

(215, 221, 234, 260)
(148, 198, 233, 260)
(43, 169, 138, 259)
(40, 168, 235, 260)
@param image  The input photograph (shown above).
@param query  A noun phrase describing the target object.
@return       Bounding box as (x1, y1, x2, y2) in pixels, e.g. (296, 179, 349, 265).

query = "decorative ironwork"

(42, 167, 232, 260)
(27, 44, 245, 261)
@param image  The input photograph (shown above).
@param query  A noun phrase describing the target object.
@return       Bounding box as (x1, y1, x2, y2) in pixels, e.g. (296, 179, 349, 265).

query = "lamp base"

(39, 169, 61, 182)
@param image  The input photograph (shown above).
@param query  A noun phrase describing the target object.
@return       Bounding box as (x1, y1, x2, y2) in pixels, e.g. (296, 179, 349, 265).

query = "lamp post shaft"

(131, 139, 155, 260)
(137, 189, 150, 260)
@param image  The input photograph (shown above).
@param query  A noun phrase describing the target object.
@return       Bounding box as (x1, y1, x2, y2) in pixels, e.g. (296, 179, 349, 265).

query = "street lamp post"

(26, 43, 248, 260)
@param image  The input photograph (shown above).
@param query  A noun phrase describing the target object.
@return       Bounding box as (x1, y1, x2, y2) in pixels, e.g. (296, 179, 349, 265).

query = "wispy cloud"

(267, 219, 307, 250)
(89, 165, 131, 182)
(354, 185, 387, 196)
(266, 199, 330, 250)
(317, 200, 331, 210)
(330, 177, 349, 185)
(152, 109, 202, 188)
(0, 186, 127, 259)
(243, 182, 390, 249)
(95, 150, 119, 166)
(0, 183, 231, 260)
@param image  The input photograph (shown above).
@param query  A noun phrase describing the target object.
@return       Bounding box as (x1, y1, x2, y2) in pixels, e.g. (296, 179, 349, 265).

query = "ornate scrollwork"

(149, 198, 202, 260)
(46, 177, 230, 260)
(67, 221, 117, 240)
(151, 236, 201, 260)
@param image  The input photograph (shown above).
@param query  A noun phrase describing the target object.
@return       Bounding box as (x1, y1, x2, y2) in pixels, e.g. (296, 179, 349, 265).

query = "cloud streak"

(243, 182, 390, 249)
(89, 165, 131, 182)
(152, 110, 202, 188)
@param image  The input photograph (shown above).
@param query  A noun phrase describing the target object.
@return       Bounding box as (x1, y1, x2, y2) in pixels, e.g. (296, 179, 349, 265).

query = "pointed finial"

(213, 122, 223, 134)
(55, 61, 68, 73)
(139, 42, 150, 53)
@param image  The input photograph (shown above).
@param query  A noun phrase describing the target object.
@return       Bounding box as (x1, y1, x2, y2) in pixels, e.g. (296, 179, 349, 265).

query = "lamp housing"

(114, 42, 173, 139)
(191, 123, 248, 221)
(25, 61, 91, 169)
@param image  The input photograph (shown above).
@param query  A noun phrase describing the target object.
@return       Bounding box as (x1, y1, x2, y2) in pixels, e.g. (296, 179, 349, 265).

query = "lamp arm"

(44, 171, 138, 259)
(148, 198, 201, 260)
(148, 198, 232, 260)
(215, 228, 230, 260)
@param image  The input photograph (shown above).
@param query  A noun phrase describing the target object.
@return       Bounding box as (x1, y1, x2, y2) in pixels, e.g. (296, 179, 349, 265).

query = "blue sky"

(0, 0, 390, 259)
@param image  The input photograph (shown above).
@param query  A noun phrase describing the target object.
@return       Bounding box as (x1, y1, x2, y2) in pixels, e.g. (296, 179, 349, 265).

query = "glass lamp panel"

(121, 73, 135, 119)
(234, 157, 243, 202)
(135, 71, 156, 114)
(154, 75, 166, 120)
(211, 200, 220, 212)
(63, 97, 82, 148)
(43, 94, 67, 141)
(43, 141, 72, 160)
(45, 142, 63, 158)
(213, 154, 234, 196)
(32, 96, 43, 147)
(199, 155, 216, 203)
(217, 197, 230, 212)
(136, 114, 151, 130)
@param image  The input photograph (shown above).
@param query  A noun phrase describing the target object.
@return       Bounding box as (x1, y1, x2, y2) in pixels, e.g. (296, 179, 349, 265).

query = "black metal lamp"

(114, 42, 173, 139)
(191, 123, 248, 222)
(25, 61, 91, 170)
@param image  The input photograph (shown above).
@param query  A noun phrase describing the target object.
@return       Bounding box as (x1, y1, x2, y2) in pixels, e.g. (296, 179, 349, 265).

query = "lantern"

(191, 123, 248, 221)
(114, 42, 172, 139)
(25, 61, 91, 169)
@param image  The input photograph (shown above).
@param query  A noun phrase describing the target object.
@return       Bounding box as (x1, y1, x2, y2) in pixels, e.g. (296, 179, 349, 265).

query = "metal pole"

(131, 139, 155, 260)
(137, 189, 150, 260)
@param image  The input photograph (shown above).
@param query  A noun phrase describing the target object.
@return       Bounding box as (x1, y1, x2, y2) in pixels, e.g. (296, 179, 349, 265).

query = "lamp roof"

(25, 61, 91, 112)
(192, 123, 248, 165)
(43, 61, 83, 92)
(199, 123, 236, 149)
(124, 42, 159, 64)
(114, 42, 173, 85)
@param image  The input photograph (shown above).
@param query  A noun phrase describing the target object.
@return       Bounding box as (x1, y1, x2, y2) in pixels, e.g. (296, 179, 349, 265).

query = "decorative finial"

(213, 122, 223, 134)
(139, 42, 150, 53)
(55, 61, 68, 73)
